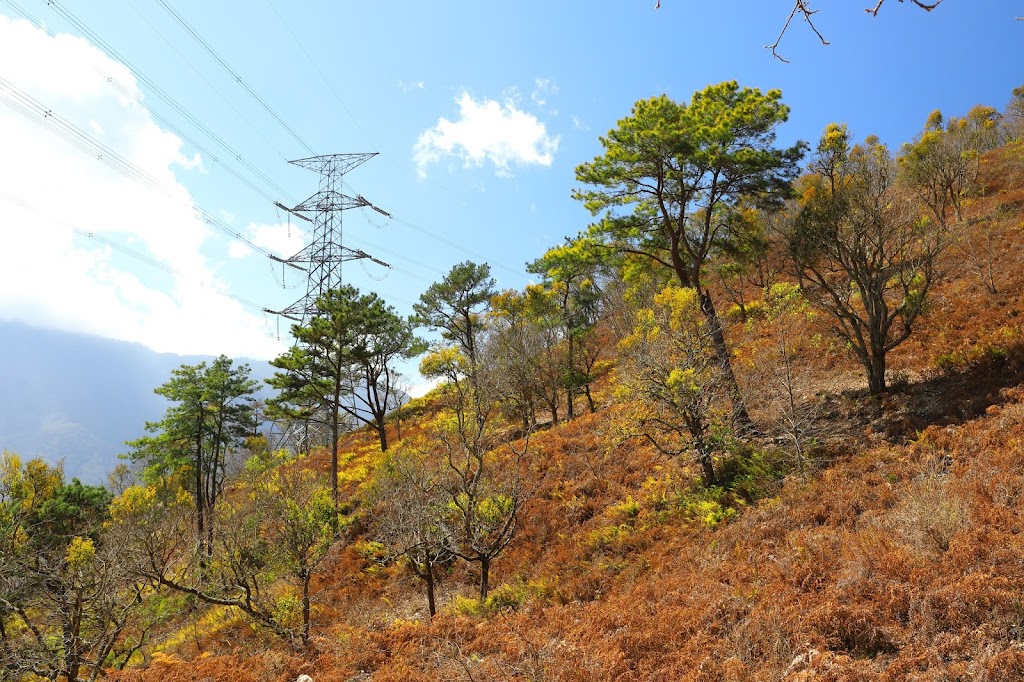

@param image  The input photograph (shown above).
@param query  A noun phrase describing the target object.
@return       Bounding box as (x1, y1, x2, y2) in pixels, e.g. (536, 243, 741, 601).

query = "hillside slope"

(107, 142, 1024, 681)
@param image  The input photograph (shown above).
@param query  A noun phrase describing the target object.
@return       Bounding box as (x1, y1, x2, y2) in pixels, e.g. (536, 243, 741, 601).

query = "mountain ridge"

(0, 321, 274, 482)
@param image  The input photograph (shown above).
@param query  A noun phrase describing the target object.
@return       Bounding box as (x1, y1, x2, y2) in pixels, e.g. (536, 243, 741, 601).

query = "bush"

(445, 580, 552, 617)
(717, 443, 788, 501)
(350, 539, 387, 565)
(680, 486, 739, 528)
(889, 469, 969, 554)
(610, 495, 641, 521)
(447, 594, 488, 617)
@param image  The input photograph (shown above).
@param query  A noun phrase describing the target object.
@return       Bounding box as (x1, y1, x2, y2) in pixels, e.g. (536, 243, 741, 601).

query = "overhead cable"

(28, 0, 295, 204)
(151, 0, 316, 155)
(0, 76, 300, 269)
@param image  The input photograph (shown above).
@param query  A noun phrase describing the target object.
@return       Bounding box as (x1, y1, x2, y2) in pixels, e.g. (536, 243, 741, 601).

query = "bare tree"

(386, 369, 415, 443)
(658, 1, 946, 61)
(487, 287, 567, 427)
(751, 284, 825, 481)
(959, 218, 1004, 296)
(1, 457, 151, 681)
(764, 0, 944, 60)
(111, 457, 334, 645)
(420, 347, 532, 601)
(900, 107, 1000, 226)
(368, 444, 455, 618)
(1005, 84, 1024, 141)
(486, 290, 546, 430)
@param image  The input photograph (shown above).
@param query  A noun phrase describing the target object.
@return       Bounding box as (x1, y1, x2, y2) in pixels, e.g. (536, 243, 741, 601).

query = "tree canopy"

(787, 125, 948, 394)
(268, 285, 423, 530)
(126, 356, 257, 556)
(574, 81, 805, 426)
(412, 260, 497, 374)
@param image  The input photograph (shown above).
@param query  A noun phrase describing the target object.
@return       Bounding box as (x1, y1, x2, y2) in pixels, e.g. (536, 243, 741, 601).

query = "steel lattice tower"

(265, 152, 388, 322)
(263, 153, 390, 454)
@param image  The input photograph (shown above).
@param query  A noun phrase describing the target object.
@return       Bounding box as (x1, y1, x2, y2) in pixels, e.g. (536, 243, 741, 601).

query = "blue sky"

(0, 0, 1021, 392)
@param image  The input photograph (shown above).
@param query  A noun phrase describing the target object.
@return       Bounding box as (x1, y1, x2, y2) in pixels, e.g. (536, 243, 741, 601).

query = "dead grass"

(104, 144, 1024, 682)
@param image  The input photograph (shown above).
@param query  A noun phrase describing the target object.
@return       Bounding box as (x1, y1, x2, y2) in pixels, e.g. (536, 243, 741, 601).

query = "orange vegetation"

(107, 144, 1024, 681)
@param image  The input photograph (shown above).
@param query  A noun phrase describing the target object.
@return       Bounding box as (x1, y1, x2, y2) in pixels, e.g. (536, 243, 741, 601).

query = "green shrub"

(717, 443, 787, 501)
(351, 538, 386, 564)
(611, 495, 641, 520)
(680, 486, 738, 528)
(448, 594, 487, 617)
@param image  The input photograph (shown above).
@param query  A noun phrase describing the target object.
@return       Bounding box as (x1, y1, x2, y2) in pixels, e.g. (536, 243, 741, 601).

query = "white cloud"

(407, 377, 440, 399)
(398, 80, 425, 92)
(247, 222, 306, 258)
(0, 16, 284, 359)
(531, 78, 559, 108)
(413, 91, 559, 178)
(174, 151, 206, 172)
(572, 115, 590, 131)
(227, 242, 253, 259)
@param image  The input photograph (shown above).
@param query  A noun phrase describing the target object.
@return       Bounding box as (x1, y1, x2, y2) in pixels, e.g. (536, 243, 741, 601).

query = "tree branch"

(767, 1, 829, 63)
(866, 0, 943, 17)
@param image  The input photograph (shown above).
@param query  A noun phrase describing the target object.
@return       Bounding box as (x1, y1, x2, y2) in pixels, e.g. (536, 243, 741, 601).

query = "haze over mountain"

(0, 321, 273, 483)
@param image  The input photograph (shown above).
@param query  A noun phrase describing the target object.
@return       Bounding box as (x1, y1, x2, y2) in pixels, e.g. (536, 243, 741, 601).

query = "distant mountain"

(0, 321, 274, 484)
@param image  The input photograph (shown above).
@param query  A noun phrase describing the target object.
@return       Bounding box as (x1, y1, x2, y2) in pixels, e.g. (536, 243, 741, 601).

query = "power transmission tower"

(265, 152, 390, 323)
(264, 153, 391, 453)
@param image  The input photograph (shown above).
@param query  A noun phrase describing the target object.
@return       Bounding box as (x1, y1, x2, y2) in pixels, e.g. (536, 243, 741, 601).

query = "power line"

(391, 211, 527, 281)
(338, 176, 529, 283)
(151, 0, 316, 155)
(27, 0, 296, 205)
(262, 0, 376, 153)
(121, 0, 295, 164)
(0, 76, 300, 268)
(103, 73, 293, 205)
(253, 1, 526, 283)
(16, 0, 532, 290)
(343, 233, 440, 284)
(124, 1, 524, 282)
(0, 0, 32, 22)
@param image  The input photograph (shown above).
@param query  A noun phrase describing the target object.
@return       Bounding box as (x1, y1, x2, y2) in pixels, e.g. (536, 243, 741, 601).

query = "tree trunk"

(697, 451, 717, 487)
(425, 561, 436, 619)
(330, 381, 341, 537)
(478, 556, 490, 602)
(301, 569, 311, 644)
(206, 515, 215, 559)
(195, 471, 205, 557)
(699, 291, 754, 432)
(192, 406, 207, 553)
(566, 331, 576, 420)
(867, 352, 887, 395)
(61, 599, 83, 682)
(584, 384, 596, 413)
(694, 431, 717, 487)
(376, 417, 389, 452)
(207, 412, 225, 557)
